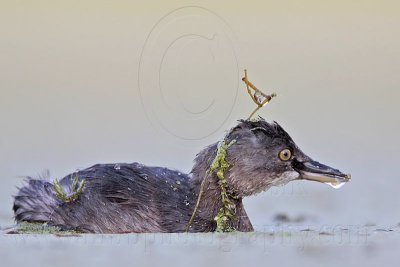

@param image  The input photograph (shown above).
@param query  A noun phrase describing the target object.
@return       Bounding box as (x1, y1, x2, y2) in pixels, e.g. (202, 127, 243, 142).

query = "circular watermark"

(138, 6, 239, 140)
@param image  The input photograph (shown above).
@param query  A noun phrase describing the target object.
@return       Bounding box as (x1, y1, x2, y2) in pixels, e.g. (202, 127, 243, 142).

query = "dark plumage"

(13, 118, 350, 233)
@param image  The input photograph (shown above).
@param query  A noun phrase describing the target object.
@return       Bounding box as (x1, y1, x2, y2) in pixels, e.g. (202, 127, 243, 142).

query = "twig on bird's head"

(242, 69, 277, 120)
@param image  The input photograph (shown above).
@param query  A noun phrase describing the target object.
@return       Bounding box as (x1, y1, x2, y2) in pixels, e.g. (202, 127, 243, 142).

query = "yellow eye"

(279, 149, 292, 161)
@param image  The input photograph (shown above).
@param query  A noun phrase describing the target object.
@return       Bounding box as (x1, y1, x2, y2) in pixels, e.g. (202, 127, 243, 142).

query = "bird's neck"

(188, 143, 241, 231)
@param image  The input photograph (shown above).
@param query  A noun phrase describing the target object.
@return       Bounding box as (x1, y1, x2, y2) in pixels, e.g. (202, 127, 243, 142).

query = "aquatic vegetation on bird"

(54, 175, 86, 203)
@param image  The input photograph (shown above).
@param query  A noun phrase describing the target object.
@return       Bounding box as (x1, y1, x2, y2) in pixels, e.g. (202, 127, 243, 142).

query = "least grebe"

(13, 118, 350, 233)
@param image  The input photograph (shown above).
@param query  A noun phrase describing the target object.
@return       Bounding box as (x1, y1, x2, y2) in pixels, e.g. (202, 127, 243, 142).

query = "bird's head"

(223, 118, 351, 197)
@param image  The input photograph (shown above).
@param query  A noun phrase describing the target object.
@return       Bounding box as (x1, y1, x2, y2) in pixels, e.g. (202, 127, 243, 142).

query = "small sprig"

(54, 175, 86, 203)
(242, 69, 277, 120)
(213, 140, 238, 232)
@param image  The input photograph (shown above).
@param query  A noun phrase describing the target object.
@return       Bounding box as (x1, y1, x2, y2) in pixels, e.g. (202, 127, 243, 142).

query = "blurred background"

(0, 0, 399, 265)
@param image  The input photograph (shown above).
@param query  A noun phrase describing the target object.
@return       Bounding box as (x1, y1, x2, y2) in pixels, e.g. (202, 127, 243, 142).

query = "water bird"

(13, 118, 350, 233)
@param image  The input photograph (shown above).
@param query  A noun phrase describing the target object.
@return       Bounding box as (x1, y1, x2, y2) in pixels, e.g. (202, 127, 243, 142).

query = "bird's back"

(13, 162, 194, 233)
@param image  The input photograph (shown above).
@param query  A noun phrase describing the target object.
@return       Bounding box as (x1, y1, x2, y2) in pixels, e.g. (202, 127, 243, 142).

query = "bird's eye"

(279, 149, 292, 161)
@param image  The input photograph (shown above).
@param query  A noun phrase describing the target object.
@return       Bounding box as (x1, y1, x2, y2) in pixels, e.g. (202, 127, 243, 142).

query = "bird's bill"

(293, 159, 351, 189)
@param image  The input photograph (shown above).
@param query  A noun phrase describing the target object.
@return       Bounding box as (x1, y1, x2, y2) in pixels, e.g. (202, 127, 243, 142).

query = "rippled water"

(1, 226, 400, 267)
